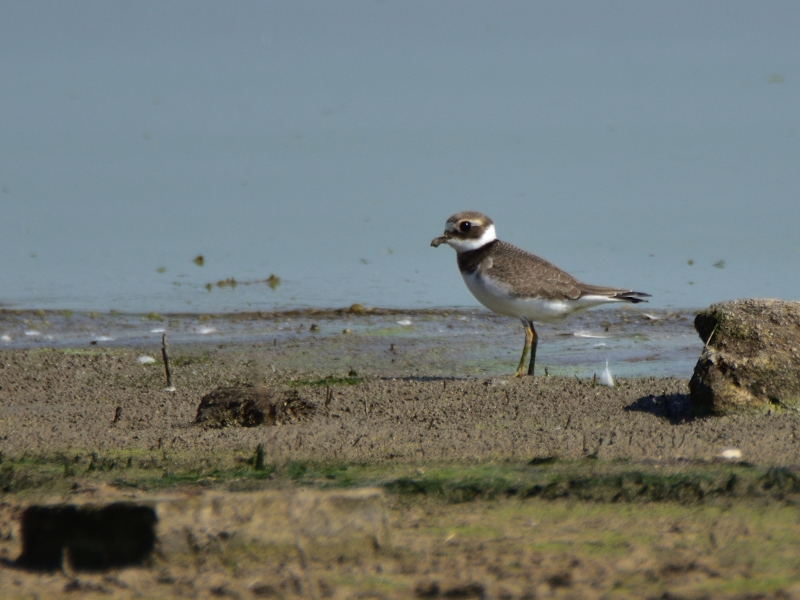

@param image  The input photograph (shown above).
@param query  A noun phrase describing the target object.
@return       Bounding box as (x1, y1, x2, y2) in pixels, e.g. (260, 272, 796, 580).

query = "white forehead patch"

(445, 224, 497, 252)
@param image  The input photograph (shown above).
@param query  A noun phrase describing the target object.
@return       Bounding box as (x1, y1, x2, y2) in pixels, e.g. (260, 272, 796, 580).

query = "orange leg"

(514, 320, 539, 377)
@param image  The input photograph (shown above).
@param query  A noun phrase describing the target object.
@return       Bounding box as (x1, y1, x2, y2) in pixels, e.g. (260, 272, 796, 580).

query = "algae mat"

(1, 485, 799, 599)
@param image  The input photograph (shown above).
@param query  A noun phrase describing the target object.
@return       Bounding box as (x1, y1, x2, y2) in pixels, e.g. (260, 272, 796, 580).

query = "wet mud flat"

(0, 306, 700, 378)
(1, 330, 800, 597)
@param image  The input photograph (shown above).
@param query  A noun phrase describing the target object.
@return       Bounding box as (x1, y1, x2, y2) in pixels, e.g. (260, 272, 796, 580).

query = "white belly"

(461, 271, 619, 323)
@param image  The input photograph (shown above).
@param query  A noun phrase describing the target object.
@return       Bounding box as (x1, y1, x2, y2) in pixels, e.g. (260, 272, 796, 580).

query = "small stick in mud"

(254, 444, 266, 471)
(162, 333, 176, 392)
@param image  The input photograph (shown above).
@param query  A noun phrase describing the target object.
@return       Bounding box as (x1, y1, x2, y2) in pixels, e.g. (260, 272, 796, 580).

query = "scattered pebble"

(1, 334, 11, 343)
(93, 335, 115, 342)
(24, 330, 41, 336)
(150, 328, 166, 333)
(594, 343, 607, 348)
(600, 361, 614, 387)
(396, 319, 412, 326)
(719, 448, 743, 461)
(138, 355, 156, 364)
(197, 327, 217, 335)
(642, 313, 661, 321)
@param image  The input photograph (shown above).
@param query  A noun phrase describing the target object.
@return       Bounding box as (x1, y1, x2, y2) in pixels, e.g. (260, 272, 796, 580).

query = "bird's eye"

(459, 221, 472, 233)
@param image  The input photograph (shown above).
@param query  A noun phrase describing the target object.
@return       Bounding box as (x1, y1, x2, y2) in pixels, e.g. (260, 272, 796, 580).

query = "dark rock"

(689, 299, 800, 415)
(194, 384, 315, 427)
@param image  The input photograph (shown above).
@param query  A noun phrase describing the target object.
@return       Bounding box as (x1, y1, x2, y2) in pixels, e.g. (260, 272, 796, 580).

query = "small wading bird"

(431, 211, 649, 377)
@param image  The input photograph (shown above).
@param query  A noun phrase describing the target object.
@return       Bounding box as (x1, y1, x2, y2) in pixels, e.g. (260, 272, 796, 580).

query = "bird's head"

(431, 211, 496, 253)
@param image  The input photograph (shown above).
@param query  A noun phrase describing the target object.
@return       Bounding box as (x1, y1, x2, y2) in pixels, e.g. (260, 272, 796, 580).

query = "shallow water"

(1, 3, 799, 315)
(0, 307, 700, 379)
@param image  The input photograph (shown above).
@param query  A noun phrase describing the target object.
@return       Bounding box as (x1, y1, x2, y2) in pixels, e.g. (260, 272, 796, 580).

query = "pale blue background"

(1, 1, 798, 312)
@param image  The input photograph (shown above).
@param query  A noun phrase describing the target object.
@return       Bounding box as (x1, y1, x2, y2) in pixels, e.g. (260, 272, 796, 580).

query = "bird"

(431, 211, 649, 377)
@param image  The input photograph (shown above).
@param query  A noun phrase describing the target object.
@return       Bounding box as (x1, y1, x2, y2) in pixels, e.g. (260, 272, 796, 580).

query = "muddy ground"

(1, 339, 798, 467)
(1, 338, 800, 598)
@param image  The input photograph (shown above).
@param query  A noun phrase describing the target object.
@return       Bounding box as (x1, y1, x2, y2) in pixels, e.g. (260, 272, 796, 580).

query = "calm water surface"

(1, 2, 798, 319)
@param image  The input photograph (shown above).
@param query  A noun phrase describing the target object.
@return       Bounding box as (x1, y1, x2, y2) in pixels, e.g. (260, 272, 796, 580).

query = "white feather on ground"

(600, 360, 614, 387)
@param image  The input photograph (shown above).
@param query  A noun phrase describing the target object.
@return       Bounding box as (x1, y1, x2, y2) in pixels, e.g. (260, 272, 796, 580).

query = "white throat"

(446, 224, 497, 253)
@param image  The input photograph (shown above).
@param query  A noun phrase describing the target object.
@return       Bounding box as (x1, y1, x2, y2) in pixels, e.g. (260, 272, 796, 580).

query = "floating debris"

(93, 335, 115, 342)
(1, 334, 11, 343)
(197, 326, 217, 335)
(204, 275, 280, 292)
(642, 313, 661, 321)
(687, 259, 694, 265)
(147, 312, 164, 321)
(713, 260, 726, 269)
(600, 361, 614, 387)
(309, 324, 320, 332)
(156, 267, 166, 273)
(193, 255, 205, 266)
(137, 355, 156, 364)
(24, 330, 41, 337)
(150, 328, 166, 333)
(396, 318, 412, 326)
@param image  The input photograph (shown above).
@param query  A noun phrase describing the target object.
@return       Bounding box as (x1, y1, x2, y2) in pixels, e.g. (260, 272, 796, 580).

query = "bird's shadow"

(625, 393, 696, 425)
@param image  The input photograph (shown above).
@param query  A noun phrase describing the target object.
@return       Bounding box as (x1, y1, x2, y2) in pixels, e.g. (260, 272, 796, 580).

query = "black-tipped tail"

(579, 284, 651, 303)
